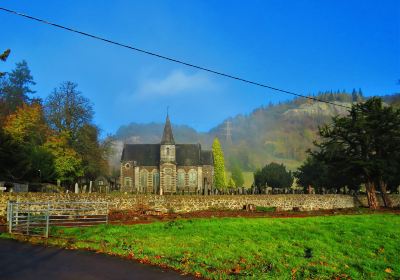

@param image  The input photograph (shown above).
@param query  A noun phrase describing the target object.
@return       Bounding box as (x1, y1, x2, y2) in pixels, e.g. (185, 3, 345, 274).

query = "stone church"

(120, 115, 214, 194)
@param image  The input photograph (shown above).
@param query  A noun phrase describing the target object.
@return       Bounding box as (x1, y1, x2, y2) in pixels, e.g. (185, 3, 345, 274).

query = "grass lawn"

(31, 214, 400, 279)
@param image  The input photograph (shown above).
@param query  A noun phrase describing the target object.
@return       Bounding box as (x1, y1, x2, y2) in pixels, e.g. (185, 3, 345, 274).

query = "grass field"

(41, 214, 400, 279)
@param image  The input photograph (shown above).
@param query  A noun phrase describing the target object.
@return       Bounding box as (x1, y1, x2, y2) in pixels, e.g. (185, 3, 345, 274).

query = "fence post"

(27, 204, 31, 235)
(106, 202, 109, 224)
(45, 202, 50, 238)
(8, 202, 13, 234)
(15, 202, 19, 226)
(6, 201, 9, 224)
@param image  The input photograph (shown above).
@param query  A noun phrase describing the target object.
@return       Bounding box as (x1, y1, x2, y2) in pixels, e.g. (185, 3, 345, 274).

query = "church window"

(189, 170, 197, 186)
(125, 163, 130, 169)
(140, 170, 148, 190)
(167, 147, 170, 156)
(124, 177, 132, 187)
(153, 171, 160, 188)
(178, 170, 185, 188)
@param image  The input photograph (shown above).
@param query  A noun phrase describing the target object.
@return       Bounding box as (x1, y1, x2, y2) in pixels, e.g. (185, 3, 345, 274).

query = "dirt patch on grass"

(108, 207, 400, 225)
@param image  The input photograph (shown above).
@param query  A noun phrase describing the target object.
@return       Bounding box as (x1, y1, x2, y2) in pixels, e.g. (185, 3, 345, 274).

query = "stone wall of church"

(121, 163, 213, 195)
(120, 161, 134, 192)
(202, 165, 213, 193)
(176, 166, 200, 194)
(160, 163, 176, 194)
(137, 166, 159, 193)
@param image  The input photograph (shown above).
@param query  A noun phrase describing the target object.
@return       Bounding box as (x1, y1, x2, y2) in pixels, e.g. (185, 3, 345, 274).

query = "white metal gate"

(7, 201, 109, 237)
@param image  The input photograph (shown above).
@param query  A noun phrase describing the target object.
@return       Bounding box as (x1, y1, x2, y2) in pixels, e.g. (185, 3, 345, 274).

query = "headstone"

(74, 183, 79, 193)
(82, 185, 87, 193)
(89, 181, 92, 193)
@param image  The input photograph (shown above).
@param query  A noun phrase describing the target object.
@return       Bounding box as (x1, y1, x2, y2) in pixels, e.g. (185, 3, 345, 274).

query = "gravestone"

(89, 181, 92, 193)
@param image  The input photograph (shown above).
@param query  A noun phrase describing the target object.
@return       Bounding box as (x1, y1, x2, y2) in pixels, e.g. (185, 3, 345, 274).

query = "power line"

(0, 7, 352, 109)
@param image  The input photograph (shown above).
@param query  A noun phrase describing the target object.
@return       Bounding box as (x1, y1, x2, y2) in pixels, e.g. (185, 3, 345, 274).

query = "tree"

(0, 49, 11, 77)
(227, 177, 236, 189)
(3, 103, 49, 145)
(295, 156, 361, 194)
(295, 157, 327, 193)
(0, 60, 35, 118)
(212, 138, 227, 190)
(231, 162, 244, 188)
(3, 103, 56, 182)
(24, 145, 56, 183)
(0, 128, 31, 181)
(45, 81, 93, 140)
(254, 162, 293, 192)
(44, 133, 83, 184)
(312, 97, 400, 208)
(75, 124, 109, 179)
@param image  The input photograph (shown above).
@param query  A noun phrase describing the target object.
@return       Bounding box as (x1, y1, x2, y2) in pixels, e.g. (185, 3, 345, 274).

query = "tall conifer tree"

(212, 138, 227, 190)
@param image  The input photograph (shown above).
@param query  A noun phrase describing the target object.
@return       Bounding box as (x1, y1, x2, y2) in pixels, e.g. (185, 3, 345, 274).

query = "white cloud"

(136, 70, 219, 98)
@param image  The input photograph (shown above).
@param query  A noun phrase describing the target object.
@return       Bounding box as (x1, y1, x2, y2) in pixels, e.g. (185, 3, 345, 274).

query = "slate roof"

(201, 150, 214, 165)
(176, 144, 201, 166)
(121, 144, 213, 167)
(121, 144, 160, 166)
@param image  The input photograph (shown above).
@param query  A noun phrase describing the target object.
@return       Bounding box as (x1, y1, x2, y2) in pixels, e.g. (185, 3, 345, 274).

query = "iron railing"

(7, 201, 109, 237)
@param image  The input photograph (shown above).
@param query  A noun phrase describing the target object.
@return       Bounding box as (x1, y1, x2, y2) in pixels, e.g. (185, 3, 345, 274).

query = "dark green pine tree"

(1, 60, 36, 119)
(312, 97, 400, 209)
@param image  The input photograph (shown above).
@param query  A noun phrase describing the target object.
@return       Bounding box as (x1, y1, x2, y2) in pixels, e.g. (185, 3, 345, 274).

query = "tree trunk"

(379, 180, 392, 208)
(365, 181, 379, 209)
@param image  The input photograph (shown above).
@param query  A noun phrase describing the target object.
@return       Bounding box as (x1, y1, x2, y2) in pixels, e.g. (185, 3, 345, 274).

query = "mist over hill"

(110, 91, 400, 172)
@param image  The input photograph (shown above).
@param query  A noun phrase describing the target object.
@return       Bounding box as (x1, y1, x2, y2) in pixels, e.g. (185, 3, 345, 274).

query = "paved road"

(0, 239, 196, 280)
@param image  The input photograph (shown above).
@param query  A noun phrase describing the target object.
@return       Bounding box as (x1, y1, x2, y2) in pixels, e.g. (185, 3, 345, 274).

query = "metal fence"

(7, 201, 109, 238)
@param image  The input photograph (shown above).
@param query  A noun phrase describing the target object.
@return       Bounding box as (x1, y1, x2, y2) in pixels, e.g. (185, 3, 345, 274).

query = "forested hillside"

(111, 90, 400, 172)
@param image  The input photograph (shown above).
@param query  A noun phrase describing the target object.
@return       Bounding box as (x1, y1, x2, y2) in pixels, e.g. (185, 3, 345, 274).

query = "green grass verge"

(13, 214, 400, 279)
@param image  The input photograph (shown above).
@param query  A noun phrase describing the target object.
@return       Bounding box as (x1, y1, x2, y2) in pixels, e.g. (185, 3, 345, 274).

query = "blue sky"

(1, 0, 399, 135)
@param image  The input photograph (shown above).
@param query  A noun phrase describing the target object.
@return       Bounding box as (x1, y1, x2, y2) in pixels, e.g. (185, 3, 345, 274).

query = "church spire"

(161, 114, 175, 144)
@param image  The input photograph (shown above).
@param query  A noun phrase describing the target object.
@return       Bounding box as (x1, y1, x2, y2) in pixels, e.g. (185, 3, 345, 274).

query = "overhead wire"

(0, 7, 352, 109)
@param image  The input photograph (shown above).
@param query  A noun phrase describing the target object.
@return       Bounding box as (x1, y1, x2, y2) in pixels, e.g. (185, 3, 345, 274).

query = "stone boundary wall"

(0, 193, 399, 216)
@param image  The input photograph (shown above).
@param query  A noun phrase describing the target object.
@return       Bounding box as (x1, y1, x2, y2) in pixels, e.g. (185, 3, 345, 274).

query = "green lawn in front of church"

(42, 214, 400, 279)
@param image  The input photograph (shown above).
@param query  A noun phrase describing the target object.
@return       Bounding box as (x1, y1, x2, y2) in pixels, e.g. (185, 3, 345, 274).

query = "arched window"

(153, 171, 159, 193)
(166, 147, 170, 156)
(177, 170, 185, 189)
(140, 170, 148, 191)
(124, 177, 132, 187)
(189, 170, 197, 186)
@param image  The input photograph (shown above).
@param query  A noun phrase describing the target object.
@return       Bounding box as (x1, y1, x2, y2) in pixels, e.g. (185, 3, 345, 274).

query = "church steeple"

(161, 114, 175, 144)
